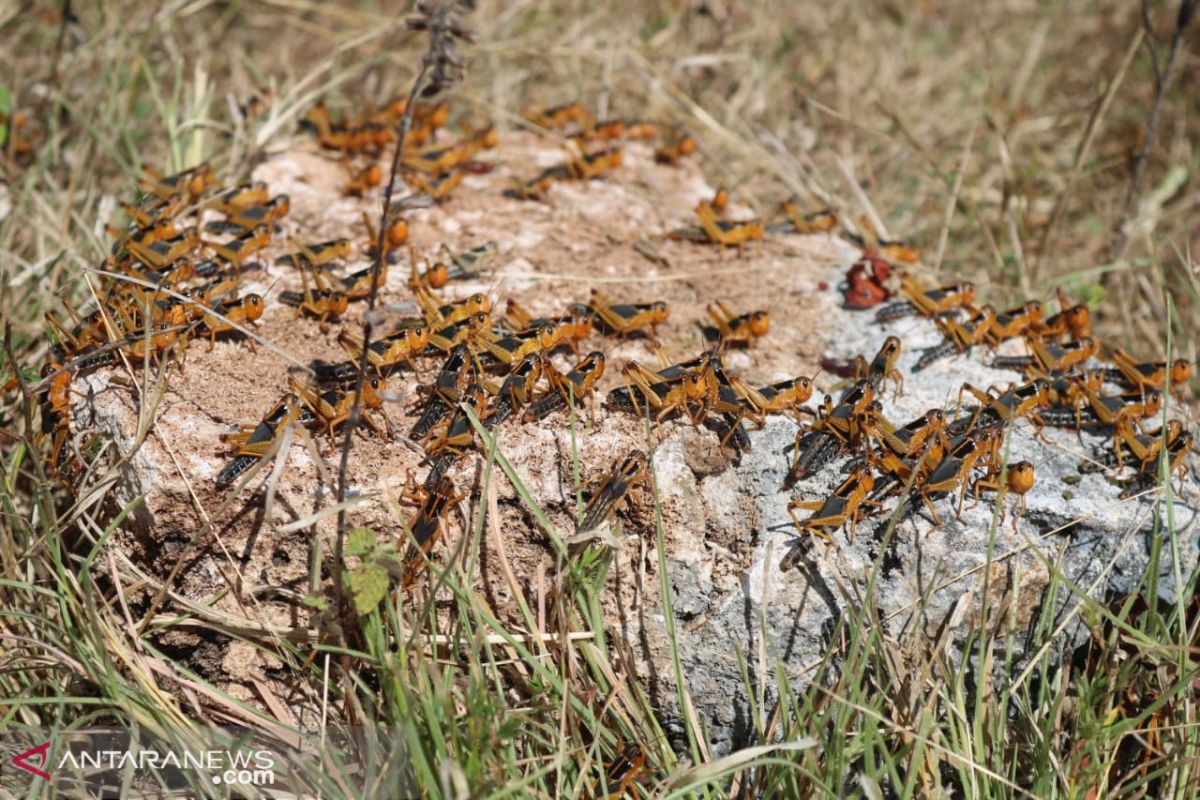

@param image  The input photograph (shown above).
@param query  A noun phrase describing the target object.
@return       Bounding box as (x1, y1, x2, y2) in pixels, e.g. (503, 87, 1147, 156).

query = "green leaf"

(345, 527, 377, 557)
(348, 562, 390, 616)
(302, 594, 328, 611)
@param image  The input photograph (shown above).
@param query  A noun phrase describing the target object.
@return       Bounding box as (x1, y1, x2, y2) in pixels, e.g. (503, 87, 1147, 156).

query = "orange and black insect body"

(335, 263, 390, 300)
(206, 224, 272, 266)
(867, 429, 949, 503)
(197, 294, 266, 348)
(1035, 288, 1092, 341)
(279, 264, 350, 322)
(779, 201, 839, 235)
(695, 356, 755, 451)
(139, 162, 216, 200)
(957, 379, 1051, 433)
(578, 451, 648, 534)
(588, 291, 669, 340)
(786, 380, 875, 485)
(319, 323, 431, 382)
(906, 428, 1002, 526)
(971, 460, 1035, 528)
(986, 301, 1044, 345)
(36, 363, 75, 478)
(208, 182, 270, 214)
(207, 195, 289, 232)
(485, 354, 546, 429)
(412, 345, 475, 441)
(428, 311, 491, 353)
(705, 300, 769, 347)
(404, 169, 463, 203)
(914, 306, 998, 372)
(570, 146, 624, 180)
(1098, 418, 1186, 475)
(120, 194, 188, 228)
(345, 163, 382, 197)
(735, 375, 816, 423)
(993, 337, 1098, 375)
(507, 163, 574, 200)
(417, 289, 492, 328)
(654, 133, 696, 165)
(475, 323, 561, 368)
(402, 127, 498, 173)
(126, 227, 201, 268)
(591, 743, 656, 800)
(688, 200, 764, 253)
(424, 385, 489, 485)
(524, 101, 590, 130)
(876, 280, 976, 323)
(859, 335, 903, 398)
(217, 394, 301, 488)
(410, 260, 450, 292)
(608, 367, 709, 426)
(784, 466, 877, 567)
(822, 380, 877, 445)
(290, 376, 390, 441)
(869, 408, 949, 462)
(1102, 349, 1194, 395)
(400, 475, 461, 590)
(277, 239, 353, 269)
(1118, 428, 1193, 498)
(1042, 388, 1162, 435)
(524, 352, 606, 422)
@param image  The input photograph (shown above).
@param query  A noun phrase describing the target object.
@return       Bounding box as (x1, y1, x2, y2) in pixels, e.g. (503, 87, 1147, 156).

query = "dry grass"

(2, 1, 1198, 798)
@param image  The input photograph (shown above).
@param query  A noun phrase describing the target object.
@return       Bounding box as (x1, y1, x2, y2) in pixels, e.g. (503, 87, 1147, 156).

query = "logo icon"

(12, 741, 52, 780)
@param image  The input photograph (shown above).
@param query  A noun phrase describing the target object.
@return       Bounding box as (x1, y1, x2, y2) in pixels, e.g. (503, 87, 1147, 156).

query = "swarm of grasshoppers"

(16, 92, 1192, 602)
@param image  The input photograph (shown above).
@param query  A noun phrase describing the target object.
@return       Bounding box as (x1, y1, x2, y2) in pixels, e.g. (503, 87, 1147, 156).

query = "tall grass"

(1, 2, 1197, 798)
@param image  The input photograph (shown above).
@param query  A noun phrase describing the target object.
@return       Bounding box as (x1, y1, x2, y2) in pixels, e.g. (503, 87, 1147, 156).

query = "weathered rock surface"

(79, 130, 1199, 752)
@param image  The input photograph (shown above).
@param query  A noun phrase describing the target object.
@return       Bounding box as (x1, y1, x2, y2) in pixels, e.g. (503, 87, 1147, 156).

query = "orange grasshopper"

(876, 278, 976, 323)
(523, 101, 591, 130)
(524, 351, 606, 422)
(400, 475, 464, 590)
(205, 224, 272, 266)
(217, 394, 302, 488)
(993, 337, 1098, 375)
(402, 127, 498, 174)
(138, 162, 216, 200)
(278, 263, 350, 322)
(196, 294, 266, 349)
(211, 194, 290, 231)
(404, 169, 464, 203)
(971, 460, 1035, 530)
(412, 345, 476, 441)
(484, 353, 546, 429)
(705, 300, 769, 347)
(424, 385, 489, 484)
(588, 291, 668, 340)
(670, 193, 764, 254)
(914, 306, 998, 372)
(1102, 348, 1193, 396)
(577, 451, 648, 534)
(320, 323, 431, 381)
(784, 466, 879, 567)
(289, 375, 391, 441)
(344, 162, 382, 197)
(780, 201, 838, 235)
(855, 336, 903, 399)
(654, 133, 696, 165)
